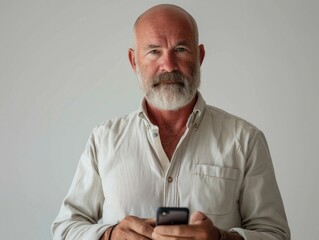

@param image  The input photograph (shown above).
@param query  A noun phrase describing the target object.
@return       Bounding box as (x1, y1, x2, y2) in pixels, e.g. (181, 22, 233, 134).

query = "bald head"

(133, 4, 199, 46)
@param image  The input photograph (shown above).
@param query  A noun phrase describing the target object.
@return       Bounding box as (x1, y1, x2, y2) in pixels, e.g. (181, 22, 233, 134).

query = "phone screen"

(156, 207, 189, 225)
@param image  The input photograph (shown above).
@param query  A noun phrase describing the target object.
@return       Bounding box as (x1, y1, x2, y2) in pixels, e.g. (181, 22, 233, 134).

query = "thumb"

(190, 211, 207, 224)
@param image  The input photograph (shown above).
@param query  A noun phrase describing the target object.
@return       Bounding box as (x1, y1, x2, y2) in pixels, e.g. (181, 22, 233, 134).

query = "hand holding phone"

(156, 207, 189, 225)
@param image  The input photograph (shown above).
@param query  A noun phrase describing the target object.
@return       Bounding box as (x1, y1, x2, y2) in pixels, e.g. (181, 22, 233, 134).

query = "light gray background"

(0, 0, 318, 239)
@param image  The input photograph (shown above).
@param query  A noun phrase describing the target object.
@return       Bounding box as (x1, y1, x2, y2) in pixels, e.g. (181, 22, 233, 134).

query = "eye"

(148, 49, 160, 55)
(175, 47, 188, 53)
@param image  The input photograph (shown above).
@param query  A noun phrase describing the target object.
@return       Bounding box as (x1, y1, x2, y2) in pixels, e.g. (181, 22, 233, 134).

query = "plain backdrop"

(0, 0, 318, 239)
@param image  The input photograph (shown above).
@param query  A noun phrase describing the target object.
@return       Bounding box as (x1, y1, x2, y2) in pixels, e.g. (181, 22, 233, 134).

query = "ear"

(198, 44, 205, 66)
(128, 48, 137, 73)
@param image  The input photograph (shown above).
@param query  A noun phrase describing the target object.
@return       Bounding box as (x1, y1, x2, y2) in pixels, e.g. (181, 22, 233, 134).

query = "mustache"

(152, 71, 186, 87)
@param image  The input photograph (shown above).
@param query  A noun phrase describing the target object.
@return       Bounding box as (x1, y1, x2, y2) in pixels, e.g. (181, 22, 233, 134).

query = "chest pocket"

(191, 165, 239, 215)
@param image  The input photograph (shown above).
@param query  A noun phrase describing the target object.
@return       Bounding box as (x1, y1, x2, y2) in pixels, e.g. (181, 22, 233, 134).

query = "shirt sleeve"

(230, 131, 290, 240)
(51, 131, 109, 240)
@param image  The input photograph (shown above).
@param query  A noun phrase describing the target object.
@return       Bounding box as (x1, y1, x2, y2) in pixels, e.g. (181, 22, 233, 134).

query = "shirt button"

(167, 176, 173, 183)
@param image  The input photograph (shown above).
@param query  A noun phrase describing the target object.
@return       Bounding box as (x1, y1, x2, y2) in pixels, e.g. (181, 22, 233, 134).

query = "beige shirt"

(52, 92, 290, 240)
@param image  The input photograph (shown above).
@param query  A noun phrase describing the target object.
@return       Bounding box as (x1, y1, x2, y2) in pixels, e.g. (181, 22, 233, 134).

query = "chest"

(159, 125, 186, 160)
(97, 121, 245, 225)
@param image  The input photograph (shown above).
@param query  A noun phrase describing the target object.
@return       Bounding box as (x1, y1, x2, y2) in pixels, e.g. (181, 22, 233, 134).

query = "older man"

(52, 4, 290, 240)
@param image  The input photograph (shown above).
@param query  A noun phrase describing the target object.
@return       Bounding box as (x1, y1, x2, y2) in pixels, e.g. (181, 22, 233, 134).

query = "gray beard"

(137, 67, 200, 111)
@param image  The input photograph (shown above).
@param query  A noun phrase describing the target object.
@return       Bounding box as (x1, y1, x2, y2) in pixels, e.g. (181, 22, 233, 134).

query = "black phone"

(156, 207, 189, 225)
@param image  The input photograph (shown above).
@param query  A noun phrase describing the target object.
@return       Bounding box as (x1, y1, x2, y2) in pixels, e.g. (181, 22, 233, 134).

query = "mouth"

(153, 81, 184, 88)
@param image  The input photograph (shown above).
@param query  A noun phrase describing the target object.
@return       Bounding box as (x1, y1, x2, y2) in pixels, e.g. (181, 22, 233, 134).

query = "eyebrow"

(143, 41, 191, 51)
(144, 44, 161, 50)
(176, 40, 190, 46)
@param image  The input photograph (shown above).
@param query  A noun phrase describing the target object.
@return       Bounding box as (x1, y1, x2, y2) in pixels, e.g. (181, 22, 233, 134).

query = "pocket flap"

(194, 165, 239, 181)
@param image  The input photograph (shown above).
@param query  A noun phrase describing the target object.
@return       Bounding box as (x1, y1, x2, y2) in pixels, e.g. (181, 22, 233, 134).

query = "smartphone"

(156, 207, 189, 225)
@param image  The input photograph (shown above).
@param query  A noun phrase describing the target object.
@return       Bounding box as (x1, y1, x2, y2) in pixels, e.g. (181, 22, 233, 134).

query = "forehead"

(134, 9, 197, 47)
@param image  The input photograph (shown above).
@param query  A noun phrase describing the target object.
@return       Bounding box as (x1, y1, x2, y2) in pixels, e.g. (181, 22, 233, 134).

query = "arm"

(231, 132, 290, 240)
(52, 128, 155, 240)
(52, 132, 109, 240)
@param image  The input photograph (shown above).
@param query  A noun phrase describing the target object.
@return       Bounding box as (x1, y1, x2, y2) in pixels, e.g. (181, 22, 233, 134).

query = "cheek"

(139, 64, 157, 79)
(179, 62, 196, 77)
(138, 57, 161, 73)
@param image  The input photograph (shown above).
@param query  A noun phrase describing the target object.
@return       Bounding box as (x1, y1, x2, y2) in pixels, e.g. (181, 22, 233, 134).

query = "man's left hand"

(152, 211, 219, 239)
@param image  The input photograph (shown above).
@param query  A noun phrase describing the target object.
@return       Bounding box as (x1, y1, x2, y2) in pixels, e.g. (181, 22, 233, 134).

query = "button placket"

(147, 126, 170, 174)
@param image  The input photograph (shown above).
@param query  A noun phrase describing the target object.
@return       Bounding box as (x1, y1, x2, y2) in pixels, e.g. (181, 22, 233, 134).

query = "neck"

(146, 96, 197, 130)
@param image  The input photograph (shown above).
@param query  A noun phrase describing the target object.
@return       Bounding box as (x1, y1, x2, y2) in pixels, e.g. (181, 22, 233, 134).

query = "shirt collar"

(188, 91, 206, 128)
(138, 98, 152, 124)
(138, 91, 207, 128)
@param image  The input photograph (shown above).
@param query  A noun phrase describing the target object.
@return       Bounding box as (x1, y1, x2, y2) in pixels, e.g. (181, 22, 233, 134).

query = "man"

(52, 4, 290, 240)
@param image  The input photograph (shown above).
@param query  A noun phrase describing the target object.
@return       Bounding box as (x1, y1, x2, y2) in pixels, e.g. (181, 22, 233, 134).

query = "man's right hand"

(101, 216, 155, 240)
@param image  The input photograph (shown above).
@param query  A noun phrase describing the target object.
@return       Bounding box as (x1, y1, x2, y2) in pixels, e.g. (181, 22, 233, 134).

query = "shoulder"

(91, 110, 141, 138)
(203, 105, 267, 156)
(208, 105, 256, 124)
(205, 104, 261, 138)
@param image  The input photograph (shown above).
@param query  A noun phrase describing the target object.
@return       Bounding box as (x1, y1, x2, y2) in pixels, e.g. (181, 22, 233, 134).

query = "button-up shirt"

(52, 92, 290, 240)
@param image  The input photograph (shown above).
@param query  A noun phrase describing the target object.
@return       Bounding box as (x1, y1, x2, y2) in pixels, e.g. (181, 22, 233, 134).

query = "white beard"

(136, 64, 201, 111)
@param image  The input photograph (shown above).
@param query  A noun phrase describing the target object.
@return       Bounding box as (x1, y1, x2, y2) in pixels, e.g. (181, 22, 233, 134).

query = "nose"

(160, 51, 177, 72)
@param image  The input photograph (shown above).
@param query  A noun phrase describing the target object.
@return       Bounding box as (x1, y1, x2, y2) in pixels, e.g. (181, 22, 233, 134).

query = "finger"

(115, 216, 154, 239)
(128, 216, 154, 238)
(152, 230, 195, 240)
(190, 211, 207, 224)
(154, 224, 197, 237)
(114, 228, 152, 240)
